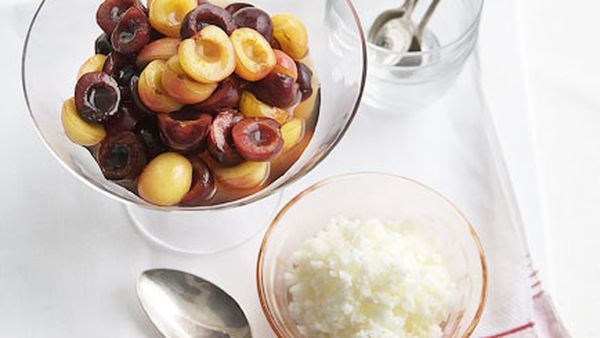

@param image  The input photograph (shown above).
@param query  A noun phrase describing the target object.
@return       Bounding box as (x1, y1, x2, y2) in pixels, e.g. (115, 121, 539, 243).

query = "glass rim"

(21, 0, 368, 212)
(256, 172, 488, 337)
(367, 0, 485, 62)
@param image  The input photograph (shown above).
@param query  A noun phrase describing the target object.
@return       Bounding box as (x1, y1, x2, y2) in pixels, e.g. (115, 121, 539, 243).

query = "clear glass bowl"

(353, 0, 484, 112)
(22, 0, 366, 253)
(257, 173, 487, 337)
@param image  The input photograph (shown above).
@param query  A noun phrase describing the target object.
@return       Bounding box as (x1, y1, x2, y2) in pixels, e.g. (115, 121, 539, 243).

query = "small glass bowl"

(257, 173, 487, 337)
(351, 0, 484, 112)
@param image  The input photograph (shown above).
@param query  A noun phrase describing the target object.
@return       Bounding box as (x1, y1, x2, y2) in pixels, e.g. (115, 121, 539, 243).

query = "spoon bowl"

(369, 0, 442, 67)
(368, 0, 418, 65)
(137, 269, 251, 338)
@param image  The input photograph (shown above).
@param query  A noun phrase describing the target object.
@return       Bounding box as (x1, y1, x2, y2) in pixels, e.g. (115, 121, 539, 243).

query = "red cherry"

(232, 117, 283, 161)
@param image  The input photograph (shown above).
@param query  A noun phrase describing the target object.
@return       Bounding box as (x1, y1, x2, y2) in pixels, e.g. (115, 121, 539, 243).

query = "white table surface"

(1, 0, 581, 336)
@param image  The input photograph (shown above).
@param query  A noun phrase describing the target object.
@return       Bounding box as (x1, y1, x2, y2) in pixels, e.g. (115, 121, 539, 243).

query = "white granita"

(284, 216, 457, 338)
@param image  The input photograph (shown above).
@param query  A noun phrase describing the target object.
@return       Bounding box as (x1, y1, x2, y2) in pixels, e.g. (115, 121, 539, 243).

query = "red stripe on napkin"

(482, 322, 535, 338)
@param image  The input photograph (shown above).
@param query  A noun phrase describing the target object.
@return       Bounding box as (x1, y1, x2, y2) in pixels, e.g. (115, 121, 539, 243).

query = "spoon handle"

(402, 0, 419, 16)
(416, 0, 441, 37)
(406, 0, 420, 14)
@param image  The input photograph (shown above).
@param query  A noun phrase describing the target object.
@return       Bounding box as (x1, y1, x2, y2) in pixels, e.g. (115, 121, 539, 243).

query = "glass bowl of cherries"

(23, 0, 366, 254)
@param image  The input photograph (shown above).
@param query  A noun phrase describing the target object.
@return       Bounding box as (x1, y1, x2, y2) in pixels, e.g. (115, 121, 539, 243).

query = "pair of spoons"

(368, 0, 441, 66)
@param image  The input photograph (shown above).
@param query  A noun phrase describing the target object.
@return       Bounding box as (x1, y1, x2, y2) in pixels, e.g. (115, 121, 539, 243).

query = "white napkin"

(297, 51, 571, 337)
(472, 56, 570, 338)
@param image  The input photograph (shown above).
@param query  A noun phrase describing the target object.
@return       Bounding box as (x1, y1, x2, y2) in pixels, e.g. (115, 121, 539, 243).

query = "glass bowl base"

(126, 191, 283, 255)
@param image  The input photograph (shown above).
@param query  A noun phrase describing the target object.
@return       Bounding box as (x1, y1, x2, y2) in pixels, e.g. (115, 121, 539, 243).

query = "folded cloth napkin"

(439, 57, 570, 337)
(472, 56, 571, 338)
(308, 51, 572, 337)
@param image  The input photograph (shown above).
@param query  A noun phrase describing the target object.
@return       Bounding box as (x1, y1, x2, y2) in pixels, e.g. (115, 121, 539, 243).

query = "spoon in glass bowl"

(368, 0, 419, 65)
(399, 0, 442, 66)
(369, 0, 442, 67)
(137, 269, 252, 338)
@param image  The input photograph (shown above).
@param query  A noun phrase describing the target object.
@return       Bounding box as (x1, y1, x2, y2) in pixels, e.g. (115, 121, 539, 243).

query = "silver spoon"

(137, 269, 252, 338)
(368, 0, 419, 65)
(368, 0, 441, 67)
(398, 0, 441, 67)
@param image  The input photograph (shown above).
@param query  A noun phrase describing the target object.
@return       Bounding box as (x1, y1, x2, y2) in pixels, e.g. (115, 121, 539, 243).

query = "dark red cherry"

(232, 7, 272, 40)
(270, 37, 281, 50)
(96, 0, 142, 35)
(193, 77, 241, 113)
(225, 2, 254, 15)
(74, 72, 121, 124)
(95, 34, 113, 55)
(158, 111, 212, 154)
(180, 3, 236, 38)
(129, 75, 154, 115)
(104, 101, 145, 134)
(111, 6, 151, 54)
(103, 52, 137, 86)
(98, 131, 147, 180)
(207, 110, 244, 166)
(180, 157, 216, 206)
(135, 116, 167, 158)
(296, 62, 313, 101)
(232, 118, 283, 161)
(250, 72, 299, 108)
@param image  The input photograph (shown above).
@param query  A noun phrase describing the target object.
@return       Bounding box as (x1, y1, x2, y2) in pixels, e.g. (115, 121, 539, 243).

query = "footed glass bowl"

(22, 0, 366, 254)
